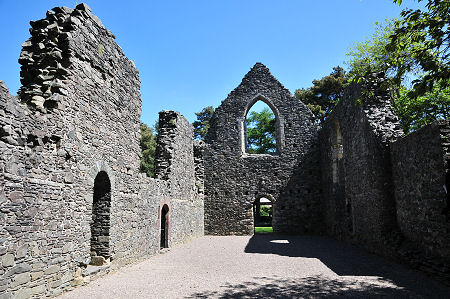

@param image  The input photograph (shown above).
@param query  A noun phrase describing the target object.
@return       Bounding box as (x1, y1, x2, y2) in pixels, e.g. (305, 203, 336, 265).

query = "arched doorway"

(160, 204, 169, 249)
(90, 171, 111, 265)
(253, 196, 274, 233)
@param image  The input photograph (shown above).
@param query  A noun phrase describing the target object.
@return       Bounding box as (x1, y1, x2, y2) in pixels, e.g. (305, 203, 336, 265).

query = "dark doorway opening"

(254, 197, 273, 234)
(90, 171, 111, 265)
(160, 204, 169, 249)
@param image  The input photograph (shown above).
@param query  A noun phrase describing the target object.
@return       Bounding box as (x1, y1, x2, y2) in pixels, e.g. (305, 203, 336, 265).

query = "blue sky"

(0, 0, 424, 126)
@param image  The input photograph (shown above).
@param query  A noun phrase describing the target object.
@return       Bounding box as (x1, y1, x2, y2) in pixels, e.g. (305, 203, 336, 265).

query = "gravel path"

(59, 235, 450, 298)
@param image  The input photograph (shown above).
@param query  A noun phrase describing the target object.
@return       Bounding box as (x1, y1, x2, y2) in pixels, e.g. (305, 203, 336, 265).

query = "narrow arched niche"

(160, 204, 170, 249)
(90, 171, 111, 264)
(240, 95, 283, 155)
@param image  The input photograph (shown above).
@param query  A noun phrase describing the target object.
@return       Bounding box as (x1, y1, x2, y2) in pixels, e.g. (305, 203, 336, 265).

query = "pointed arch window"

(242, 96, 282, 155)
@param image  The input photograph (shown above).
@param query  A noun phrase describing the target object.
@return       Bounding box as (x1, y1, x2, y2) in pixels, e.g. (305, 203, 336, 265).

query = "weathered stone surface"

(10, 272, 30, 288)
(319, 75, 404, 245)
(1, 2, 449, 298)
(4, 264, 32, 277)
(1, 254, 14, 268)
(204, 63, 321, 235)
(391, 120, 450, 266)
(44, 265, 60, 275)
(31, 271, 44, 281)
(0, 4, 203, 298)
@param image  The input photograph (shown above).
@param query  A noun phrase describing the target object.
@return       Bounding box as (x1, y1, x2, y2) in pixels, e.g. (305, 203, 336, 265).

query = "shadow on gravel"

(186, 275, 418, 299)
(238, 234, 450, 298)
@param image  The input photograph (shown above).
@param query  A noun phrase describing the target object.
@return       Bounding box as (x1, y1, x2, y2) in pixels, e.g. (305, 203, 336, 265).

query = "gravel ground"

(58, 235, 450, 298)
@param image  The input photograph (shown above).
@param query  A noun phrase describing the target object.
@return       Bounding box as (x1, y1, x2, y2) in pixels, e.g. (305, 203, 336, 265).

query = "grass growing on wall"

(255, 227, 273, 234)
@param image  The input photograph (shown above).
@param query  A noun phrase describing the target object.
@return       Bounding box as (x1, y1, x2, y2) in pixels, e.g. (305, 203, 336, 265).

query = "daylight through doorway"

(253, 197, 273, 234)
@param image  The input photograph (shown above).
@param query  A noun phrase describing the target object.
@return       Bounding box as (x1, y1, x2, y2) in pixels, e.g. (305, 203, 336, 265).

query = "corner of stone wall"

(389, 120, 450, 283)
(319, 72, 405, 248)
(154, 111, 195, 187)
(355, 73, 404, 145)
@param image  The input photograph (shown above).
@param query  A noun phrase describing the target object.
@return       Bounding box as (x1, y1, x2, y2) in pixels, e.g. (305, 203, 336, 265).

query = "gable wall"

(204, 63, 322, 235)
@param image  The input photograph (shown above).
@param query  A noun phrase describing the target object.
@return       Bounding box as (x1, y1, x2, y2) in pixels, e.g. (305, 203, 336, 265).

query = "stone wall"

(391, 120, 450, 262)
(319, 74, 404, 246)
(0, 4, 203, 298)
(204, 63, 322, 235)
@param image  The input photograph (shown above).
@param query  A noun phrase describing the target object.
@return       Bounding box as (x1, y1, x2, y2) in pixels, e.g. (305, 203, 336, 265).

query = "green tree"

(345, 17, 450, 133)
(395, 82, 450, 133)
(246, 107, 276, 154)
(140, 122, 157, 177)
(295, 66, 348, 122)
(389, 0, 450, 97)
(193, 106, 214, 140)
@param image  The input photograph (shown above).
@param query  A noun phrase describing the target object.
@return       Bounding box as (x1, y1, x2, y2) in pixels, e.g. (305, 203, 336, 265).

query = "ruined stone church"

(0, 3, 449, 298)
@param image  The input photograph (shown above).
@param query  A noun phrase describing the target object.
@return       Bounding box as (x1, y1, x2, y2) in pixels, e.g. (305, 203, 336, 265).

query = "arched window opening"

(160, 205, 169, 249)
(245, 100, 277, 154)
(90, 171, 111, 265)
(253, 196, 274, 234)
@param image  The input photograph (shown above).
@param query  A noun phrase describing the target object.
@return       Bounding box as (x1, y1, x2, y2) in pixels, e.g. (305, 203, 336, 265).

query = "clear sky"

(0, 0, 424, 126)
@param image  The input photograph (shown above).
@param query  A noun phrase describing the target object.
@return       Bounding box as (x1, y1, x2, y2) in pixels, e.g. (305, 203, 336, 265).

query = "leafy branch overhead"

(388, 0, 449, 97)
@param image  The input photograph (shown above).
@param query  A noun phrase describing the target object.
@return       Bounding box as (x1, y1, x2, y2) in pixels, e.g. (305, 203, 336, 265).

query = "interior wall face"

(204, 63, 322, 235)
(391, 120, 450, 261)
(319, 76, 404, 245)
(0, 4, 203, 298)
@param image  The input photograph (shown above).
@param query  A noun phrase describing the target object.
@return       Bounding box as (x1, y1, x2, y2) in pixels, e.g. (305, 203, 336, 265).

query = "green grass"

(254, 227, 273, 233)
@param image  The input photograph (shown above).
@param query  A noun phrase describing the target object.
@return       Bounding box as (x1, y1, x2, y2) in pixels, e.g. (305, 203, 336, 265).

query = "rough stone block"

(44, 265, 60, 275)
(1, 254, 14, 268)
(10, 272, 30, 288)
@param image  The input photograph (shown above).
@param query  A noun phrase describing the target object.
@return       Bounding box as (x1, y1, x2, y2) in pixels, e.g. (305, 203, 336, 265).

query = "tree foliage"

(140, 122, 157, 177)
(345, 16, 450, 133)
(246, 107, 276, 154)
(295, 66, 348, 122)
(395, 82, 450, 133)
(193, 106, 214, 140)
(389, 0, 450, 97)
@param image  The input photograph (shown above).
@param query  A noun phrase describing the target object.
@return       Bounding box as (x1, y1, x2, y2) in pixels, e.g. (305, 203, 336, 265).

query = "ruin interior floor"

(58, 235, 450, 298)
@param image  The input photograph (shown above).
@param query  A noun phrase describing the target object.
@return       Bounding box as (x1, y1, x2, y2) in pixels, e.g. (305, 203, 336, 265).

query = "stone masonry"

(1, 3, 450, 298)
(0, 4, 203, 298)
(204, 63, 322, 235)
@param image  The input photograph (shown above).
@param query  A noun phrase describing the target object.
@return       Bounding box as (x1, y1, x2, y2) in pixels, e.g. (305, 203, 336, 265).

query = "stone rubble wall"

(0, 4, 203, 298)
(319, 74, 450, 283)
(319, 74, 404, 245)
(391, 120, 450, 263)
(204, 63, 322, 235)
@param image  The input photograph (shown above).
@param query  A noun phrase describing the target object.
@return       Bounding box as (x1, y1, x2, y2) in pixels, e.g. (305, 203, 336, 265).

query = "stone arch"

(159, 199, 171, 249)
(239, 94, 285, 155)
(87, 161, 116, 199)
(86, 161, 115, 265)
(90, 171, 111, 264)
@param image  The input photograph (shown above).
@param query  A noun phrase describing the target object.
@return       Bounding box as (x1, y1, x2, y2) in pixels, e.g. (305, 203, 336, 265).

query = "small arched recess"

(239, 95, 284, 155)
